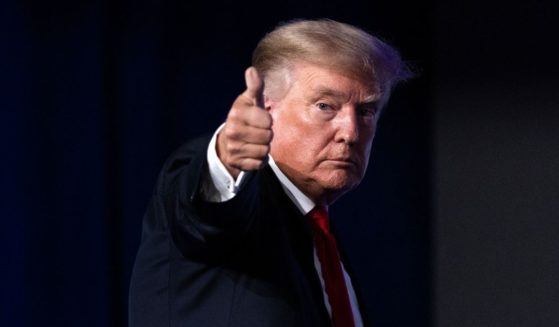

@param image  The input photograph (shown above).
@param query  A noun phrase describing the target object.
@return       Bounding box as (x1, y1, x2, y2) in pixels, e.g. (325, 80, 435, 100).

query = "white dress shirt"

(200, 125, 363, 327)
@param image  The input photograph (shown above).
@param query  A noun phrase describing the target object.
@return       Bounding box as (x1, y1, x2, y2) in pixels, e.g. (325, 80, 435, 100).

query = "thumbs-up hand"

(216, 67, 273, 179)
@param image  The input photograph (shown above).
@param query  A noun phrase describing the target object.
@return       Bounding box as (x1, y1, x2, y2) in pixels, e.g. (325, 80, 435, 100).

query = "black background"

(1, 0, 557, 326)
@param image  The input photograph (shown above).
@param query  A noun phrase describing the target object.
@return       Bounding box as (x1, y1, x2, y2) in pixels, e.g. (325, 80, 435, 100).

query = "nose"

(334, 106, 359, 145)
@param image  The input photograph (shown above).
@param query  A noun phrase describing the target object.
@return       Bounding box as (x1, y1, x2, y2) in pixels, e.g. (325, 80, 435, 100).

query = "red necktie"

(307, 206, 355, 327)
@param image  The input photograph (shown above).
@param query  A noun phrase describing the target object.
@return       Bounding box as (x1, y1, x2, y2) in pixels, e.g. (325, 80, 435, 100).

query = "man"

(129, 19, 410, 327)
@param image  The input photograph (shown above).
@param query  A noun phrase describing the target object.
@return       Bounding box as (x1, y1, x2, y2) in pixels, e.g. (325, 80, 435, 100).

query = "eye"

(317, 103, 332, 110)
(358, 104, 378, 117)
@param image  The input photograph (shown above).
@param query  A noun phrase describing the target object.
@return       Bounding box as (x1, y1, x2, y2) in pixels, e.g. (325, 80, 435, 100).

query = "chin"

(319, 172, 361, 194)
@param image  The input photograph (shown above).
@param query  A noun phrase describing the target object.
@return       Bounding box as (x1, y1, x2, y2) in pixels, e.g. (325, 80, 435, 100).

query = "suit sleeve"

(200, 123, 250, 202)
(150, 135, 262, 262)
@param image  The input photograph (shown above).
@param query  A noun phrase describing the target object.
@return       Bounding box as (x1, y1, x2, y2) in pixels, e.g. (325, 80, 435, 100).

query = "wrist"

(216, 131, 241, 179)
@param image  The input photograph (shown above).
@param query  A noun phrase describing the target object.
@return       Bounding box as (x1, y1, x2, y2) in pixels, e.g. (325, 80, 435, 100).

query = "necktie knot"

(307, 205, 330, 234)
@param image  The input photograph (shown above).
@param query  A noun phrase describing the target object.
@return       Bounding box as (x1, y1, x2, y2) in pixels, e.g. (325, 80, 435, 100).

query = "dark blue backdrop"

(1, 0, 432, 326)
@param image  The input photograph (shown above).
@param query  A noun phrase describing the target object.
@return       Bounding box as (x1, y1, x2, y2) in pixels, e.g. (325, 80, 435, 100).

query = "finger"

(229, 143, 270, 159)
(244, 66, 265, 108)
(227, 104, 272, 130)
(239, 143, 270, 159)
(233, 157, 268, 171)
(242, 127, 273, 145)
(224, 125, 273, 145)
(245, 106, 272, 129)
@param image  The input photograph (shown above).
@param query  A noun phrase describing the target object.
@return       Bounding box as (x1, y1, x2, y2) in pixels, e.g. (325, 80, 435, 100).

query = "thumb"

(244, 66, 265, 108)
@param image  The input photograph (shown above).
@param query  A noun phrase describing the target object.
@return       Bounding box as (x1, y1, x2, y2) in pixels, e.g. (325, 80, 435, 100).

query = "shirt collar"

(268, 155, 316, 215)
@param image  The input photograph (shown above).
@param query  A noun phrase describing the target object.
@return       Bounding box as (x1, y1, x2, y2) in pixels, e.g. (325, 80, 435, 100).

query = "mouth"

(324, 158, 358, 167)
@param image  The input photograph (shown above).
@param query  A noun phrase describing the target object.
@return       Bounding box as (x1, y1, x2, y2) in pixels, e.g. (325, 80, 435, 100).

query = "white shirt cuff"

(200, 124, 247, 202)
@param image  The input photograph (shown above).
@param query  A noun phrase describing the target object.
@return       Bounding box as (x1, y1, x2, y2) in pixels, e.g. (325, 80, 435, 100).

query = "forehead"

(289, 62, 379, 100)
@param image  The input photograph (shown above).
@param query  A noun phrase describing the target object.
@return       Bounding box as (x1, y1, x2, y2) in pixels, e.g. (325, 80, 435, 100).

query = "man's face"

(266, 63, 380, 204)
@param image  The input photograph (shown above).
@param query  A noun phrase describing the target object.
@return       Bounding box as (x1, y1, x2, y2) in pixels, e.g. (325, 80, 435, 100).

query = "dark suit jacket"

(129, 135, 364, 327)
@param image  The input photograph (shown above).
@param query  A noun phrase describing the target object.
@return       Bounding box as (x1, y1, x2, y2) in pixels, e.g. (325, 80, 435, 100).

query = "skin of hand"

(216, 67, 273, 179)
(218, 63, 378, 205)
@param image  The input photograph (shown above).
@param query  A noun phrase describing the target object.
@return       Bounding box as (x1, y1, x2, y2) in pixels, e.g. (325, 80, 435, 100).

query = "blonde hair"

(252, 19, 412, 106)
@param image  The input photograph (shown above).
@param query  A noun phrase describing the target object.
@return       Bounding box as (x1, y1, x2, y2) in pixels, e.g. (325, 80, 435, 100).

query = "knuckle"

(254, 109, 267, 121)
(262, 112, 273, 127)
(265, 130, 273, 142)
(240, 93, 254, 105)
(262, 145, 270, 156)
(223, 127, 234, 138)
(225, 141, 239, 155)
(228, 104, 247, 121)
(239, 159, 253, 171)
(227, 106, 240, 119)
(229, 161, 242, 170)
(224, 126, 242, 140)
(254, 145, 268, 158)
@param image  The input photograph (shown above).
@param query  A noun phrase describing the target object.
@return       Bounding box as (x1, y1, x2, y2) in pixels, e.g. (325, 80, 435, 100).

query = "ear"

(264, 94, 274, 112)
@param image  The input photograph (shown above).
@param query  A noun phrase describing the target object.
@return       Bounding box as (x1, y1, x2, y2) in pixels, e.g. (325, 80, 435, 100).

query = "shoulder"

(153, 133, 213, 197)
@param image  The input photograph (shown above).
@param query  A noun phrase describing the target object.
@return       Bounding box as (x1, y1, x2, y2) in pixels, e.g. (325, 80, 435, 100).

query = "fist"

(216, 67, 273, 179)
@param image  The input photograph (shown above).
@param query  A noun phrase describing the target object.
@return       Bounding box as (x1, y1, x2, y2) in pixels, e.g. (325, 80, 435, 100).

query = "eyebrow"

(310, 86, 346, 100)
(362, 94, 381, 104)
(310, 85, 380, 104)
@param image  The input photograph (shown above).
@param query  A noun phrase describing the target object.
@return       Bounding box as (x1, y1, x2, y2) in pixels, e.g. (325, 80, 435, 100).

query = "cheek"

(360, 124, 376, 151)
(272, 107, 324, 147)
